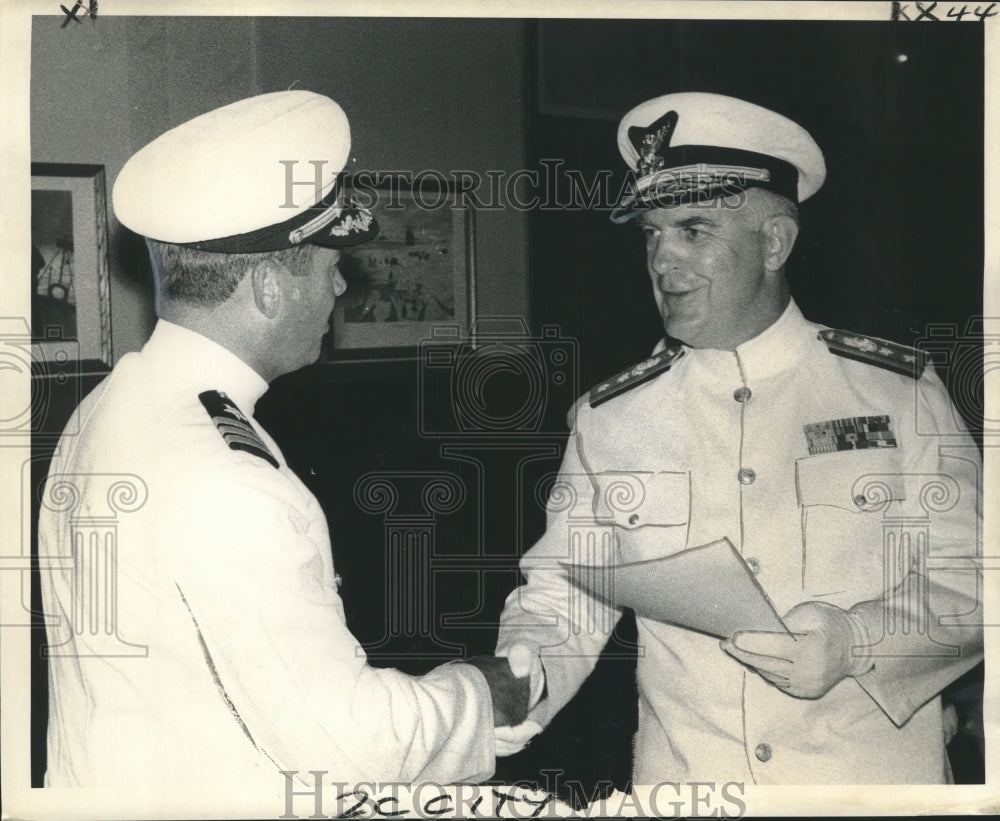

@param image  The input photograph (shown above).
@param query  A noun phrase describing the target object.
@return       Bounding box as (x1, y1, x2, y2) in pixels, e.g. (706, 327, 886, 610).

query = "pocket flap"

(595, 470, 690, 528)
(796, 450, 906, 510)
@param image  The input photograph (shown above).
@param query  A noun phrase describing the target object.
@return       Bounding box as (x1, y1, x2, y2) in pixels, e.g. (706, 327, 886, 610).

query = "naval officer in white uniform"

(490, 92, 983, 784)
(37, 91, 526, 804)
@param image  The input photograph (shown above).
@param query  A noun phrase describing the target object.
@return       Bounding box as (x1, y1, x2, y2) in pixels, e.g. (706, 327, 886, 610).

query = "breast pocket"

(795, 449, 906, 604)
(593, 471, 691, 562)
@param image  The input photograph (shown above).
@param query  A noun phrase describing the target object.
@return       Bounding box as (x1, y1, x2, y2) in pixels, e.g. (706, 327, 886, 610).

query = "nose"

(332, 270, 347, 297)
(648, 232, 686, 285)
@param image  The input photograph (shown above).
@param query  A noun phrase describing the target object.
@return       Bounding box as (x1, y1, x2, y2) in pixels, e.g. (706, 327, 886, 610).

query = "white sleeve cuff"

(494, 720, 543, 757)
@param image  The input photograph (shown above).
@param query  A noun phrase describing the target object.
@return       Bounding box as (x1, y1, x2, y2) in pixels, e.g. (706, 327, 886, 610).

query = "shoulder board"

(199, 390, 279, 468)
(818, 329, 927, 379)
(589, 345, 685, 408)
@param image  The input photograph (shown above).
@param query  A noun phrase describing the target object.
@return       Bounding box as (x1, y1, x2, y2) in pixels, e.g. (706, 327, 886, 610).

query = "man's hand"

(498, 643, 546, 711)
(720, 601, 871, 699)
(464, 655, 531, 727)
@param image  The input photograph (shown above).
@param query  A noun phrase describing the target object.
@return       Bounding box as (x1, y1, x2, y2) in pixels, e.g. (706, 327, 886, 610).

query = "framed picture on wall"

(327, 175, 476, 362)
(30, 163, 113, 369)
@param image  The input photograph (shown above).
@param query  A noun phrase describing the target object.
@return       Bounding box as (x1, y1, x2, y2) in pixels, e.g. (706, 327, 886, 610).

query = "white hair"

(744, 187, 800, 228)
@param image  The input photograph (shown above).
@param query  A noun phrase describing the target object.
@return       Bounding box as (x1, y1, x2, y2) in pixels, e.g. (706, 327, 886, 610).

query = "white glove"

(721, 601, 872, 699)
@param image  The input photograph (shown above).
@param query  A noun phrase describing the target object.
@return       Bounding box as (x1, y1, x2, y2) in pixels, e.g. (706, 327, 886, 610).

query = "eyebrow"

(674, 215, 719, 229)
(636, 214, 720, 229)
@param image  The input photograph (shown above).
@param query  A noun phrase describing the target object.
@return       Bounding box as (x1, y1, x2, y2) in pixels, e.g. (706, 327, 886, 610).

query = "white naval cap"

(113, 90, 378, 252)
(611, 92, 826, 223)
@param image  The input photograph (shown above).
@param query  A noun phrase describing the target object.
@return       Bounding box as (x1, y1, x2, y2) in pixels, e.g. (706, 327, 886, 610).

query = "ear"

(249, 258, 283, 319)
(762, 214, 799, 273)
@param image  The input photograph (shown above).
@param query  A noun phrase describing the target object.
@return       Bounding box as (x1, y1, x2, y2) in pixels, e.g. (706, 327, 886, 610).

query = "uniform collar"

(653, 300, 815, 383)
(732, 299, 815, 383)
(141, 320, 270, 413)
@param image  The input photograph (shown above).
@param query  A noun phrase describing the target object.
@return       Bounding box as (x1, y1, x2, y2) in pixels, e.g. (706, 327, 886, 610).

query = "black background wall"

(30, 17, 985, 797)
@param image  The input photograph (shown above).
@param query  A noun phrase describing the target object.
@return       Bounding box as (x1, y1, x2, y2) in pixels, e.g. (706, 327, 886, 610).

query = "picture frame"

(30, 163, 113, 370)
(327, 175, 476, 362)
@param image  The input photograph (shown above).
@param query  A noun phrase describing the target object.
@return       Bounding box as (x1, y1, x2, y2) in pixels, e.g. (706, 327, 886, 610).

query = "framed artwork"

(328, 176, 476, 361)
(30, 163, 113, 369)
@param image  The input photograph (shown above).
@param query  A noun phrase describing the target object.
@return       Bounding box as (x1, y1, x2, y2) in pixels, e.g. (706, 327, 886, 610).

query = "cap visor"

(610, 195, 648, 224)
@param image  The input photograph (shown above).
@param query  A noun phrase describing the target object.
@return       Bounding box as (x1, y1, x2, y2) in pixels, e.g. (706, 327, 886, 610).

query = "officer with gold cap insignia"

(490, 93, 982, 785)
(37, 91, 527, 803)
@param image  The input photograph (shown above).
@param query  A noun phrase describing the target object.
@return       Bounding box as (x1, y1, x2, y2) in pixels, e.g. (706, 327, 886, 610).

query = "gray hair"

(147, 240, 315, 308)
(743, 186, 800, 229)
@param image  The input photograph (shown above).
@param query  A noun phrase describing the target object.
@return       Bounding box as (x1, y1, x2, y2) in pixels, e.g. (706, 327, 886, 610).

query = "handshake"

(464, 644, 543, 727)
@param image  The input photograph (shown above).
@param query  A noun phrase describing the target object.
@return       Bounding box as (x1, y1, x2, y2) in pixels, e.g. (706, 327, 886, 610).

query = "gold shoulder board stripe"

(589, 345, 685, 408)
(198, 390, 279, 468)
(819, 329, 927, 379)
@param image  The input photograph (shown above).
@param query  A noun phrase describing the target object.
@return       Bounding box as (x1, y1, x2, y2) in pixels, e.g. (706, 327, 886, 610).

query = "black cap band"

(611, 145, 800, 223)
(652, 146, 799, 202)
(175, 182, 378, 253)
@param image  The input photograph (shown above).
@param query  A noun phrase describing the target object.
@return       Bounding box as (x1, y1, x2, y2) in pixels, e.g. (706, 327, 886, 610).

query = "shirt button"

(733, 386, 752, 403)
(628, 513, 640, 525)
(737, 467, 756, 485)
(755, 743, 772, 762)
(745, 557, 761, 575)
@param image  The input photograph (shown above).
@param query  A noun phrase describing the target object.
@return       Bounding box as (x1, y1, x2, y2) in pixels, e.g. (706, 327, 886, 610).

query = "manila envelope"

(559, 538, 790, 639)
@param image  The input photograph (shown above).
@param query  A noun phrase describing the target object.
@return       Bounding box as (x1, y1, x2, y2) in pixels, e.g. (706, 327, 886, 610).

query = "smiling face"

(635, 191, 794, 350)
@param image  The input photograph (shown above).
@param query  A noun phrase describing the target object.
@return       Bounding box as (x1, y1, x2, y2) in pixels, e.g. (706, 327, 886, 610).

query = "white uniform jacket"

(39, 321, 496, 796)
(496, 301, 982, 784)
